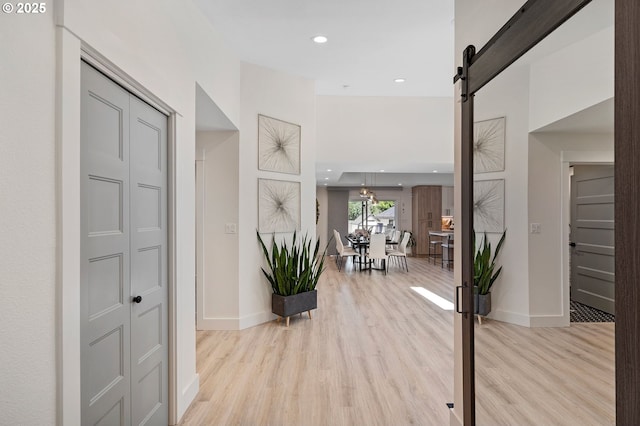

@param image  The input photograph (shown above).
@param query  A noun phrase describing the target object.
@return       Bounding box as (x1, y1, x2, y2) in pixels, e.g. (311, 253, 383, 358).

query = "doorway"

(570, 164, 615, 314)
(80, 61, 169, 425)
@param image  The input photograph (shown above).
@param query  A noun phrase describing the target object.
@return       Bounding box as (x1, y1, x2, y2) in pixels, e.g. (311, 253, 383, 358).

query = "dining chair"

(367, 233, 388, 274)
(388, 231, 410, 272)
(386, 229, 401, 250)
(333, 229, 358, 271)
(428, 231, 442, 264)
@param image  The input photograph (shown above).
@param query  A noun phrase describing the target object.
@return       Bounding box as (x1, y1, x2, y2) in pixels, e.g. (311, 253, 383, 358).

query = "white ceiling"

(322, 171, 454, 188)
(193, 0, 613, 188)
(533, 98, 613, 134)
(192, 0, 455, 97)
(193, 0, 456, 187)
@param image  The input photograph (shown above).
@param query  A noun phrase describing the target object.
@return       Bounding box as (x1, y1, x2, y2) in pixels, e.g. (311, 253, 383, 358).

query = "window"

(348, 200, 396, 234)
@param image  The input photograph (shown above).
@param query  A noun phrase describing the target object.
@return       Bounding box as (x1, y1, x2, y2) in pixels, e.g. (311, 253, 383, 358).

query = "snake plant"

(257, 231, 329, 296)
(474, 230, 506, 295)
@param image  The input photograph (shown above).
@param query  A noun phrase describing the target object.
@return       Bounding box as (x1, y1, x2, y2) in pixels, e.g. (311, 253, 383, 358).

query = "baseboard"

(529, 314, 570, 327)
(490, 309, 531, 327)
(176, 373, 199, 423)
(197, 311, 276, 331)
(487, 310, 570, 328)
(239, 310, 276, 330)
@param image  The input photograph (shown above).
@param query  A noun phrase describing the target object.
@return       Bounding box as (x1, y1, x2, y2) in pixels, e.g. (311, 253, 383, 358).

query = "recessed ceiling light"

(324, 177, 329, 180)
(398, 183, 403, 186)
(361, 183, 365, 186)
(324, 183, 328, 186)
(312, 35, 328, 44)
(433, 170, 438, 173)
(394, 78, 406, 83)
(327, 169, 332, 172)
(379, 169, 385, 172)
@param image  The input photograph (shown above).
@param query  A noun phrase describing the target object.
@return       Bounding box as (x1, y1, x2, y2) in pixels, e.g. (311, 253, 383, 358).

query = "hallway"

(180, 257, 614, 425)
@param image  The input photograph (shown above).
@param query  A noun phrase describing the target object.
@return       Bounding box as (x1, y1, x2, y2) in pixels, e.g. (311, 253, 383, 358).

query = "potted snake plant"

(257, 230, 328, 327)
(474, 230, 506, 317)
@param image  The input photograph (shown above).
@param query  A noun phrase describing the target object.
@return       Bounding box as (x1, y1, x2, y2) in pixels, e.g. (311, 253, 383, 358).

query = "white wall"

(0, 0, 315, 425)
(0, 8, 57, 424)
(529, 26, 614, 131)
(196, 131, 240, 330)
(60, 0, 241, 125)
(238, 62, 317, 328)
(316, 187, 329, 252)
(317, 96, 453, 170)
(528, 132, 614, 326)
(56, 0, 245, 420)
(474, 62, 532, 326)
(51, 5, 319, 423)
(49, 6, 318, 423)
(0, 0, 281, 424)
(53, 0, 244, 419)
(396, 188, 414, 232)
(527, 134, 565, 323)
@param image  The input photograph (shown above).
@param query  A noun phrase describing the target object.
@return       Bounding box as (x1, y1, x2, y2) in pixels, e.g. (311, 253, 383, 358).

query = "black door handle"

(132, 295, 142, 304)
(569, 242, 576, 247)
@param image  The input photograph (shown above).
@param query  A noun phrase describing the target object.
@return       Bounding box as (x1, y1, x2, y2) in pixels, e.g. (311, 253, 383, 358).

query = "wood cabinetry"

(442, 186, 454, 216)
(411, 186, 442, 257)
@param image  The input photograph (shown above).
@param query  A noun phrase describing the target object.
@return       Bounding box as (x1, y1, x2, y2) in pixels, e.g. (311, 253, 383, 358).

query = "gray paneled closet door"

(81, 61, 168, 426)
(129, 94, 168, 426)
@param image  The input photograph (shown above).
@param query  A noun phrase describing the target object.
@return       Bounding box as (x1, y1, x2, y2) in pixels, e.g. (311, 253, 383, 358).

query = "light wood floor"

(180, 256, 614, 426)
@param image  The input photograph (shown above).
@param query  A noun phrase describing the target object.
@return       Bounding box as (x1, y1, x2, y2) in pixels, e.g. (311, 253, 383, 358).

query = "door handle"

(132, 295, 142, 304)
(569, 242, 576, 247)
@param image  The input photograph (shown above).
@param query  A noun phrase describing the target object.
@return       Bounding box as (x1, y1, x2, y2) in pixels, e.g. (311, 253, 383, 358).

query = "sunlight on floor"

(410, 287, 454, 311)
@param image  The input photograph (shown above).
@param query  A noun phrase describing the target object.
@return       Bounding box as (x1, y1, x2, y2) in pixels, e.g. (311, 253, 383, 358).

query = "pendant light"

(360, 172, 371, 198)
(360, 172, 378, 203)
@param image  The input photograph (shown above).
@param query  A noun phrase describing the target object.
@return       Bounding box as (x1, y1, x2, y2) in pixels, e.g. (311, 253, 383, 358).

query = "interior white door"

(129, 95, 168, 426)
(81, 61, 168, 425)
(570, 165, 615, 314)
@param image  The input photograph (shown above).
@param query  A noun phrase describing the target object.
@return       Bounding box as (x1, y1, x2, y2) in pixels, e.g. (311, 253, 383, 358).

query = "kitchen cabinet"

(411, 186, 442, 257)
(442, 186, 454, 216)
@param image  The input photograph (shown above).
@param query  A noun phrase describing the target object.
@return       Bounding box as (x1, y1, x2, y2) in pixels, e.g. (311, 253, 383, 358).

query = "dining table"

(346, 235, 369, 271)
(346, 234, 397, 271)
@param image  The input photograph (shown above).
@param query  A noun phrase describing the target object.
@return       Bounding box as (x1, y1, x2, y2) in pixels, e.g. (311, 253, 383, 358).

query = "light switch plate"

(530, 223, 541, 234)
(225, 223, 237, 234)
